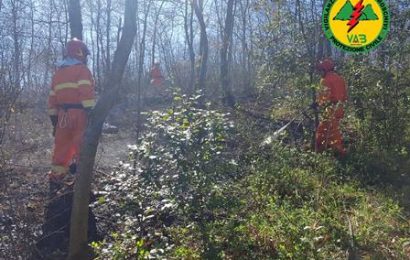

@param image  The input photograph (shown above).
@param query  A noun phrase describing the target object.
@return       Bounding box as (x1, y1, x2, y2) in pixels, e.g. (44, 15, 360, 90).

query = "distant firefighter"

(150, 59, 165, 87)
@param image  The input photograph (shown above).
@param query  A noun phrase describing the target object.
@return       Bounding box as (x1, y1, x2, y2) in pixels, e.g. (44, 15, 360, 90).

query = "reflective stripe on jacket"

(48, 64, 95, 115)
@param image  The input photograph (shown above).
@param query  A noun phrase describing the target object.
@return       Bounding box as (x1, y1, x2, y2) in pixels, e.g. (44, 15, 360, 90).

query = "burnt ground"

(0, 106, 136, 259)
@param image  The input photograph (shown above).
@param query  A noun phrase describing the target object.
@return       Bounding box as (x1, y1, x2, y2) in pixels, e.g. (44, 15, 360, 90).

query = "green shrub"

(93, 91, 237, 259)
(92, 93, 409, 259)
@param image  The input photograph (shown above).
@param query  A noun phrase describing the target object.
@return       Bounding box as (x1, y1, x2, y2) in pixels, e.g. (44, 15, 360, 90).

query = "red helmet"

(317, 58, 334, 72)
(65, 38, 90, 62)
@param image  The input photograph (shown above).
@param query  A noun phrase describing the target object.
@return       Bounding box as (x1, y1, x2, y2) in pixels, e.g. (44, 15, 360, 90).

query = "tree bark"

(184, 0, 195, 94)
(239, 0, 250, 94)
(11, 0, 21, 90)
(220, 0, 235, 107)
(67, 0, 137, 258)
(151, 0, 165, 66)
(68, 0, 83, 39)
(136, 0, 153, 139)
(63, 0, 69, 43)
(193, 0, 208, 92)
(106, 0, 112, 73)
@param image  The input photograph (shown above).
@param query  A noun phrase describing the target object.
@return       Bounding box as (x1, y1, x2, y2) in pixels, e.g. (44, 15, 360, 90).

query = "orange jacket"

(150, 65, 164, 86)
(150, 65, 163, 79)
(317, 71, 347, 106)
(48, 64, 95, 116)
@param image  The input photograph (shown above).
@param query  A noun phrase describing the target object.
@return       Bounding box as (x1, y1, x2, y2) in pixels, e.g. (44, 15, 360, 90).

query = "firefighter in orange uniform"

(48, 38, 95, 190)
(315, 58, 347, 158)
(150, 59, 165, 87)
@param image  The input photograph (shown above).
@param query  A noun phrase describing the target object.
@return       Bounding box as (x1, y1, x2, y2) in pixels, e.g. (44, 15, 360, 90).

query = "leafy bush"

(93, 92, 237, 258)
(134, 92, 236, 209)
(92, 93, 409, 259)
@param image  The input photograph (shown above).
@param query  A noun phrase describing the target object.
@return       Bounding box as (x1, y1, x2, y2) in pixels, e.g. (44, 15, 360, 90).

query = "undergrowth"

(92, 93, 410, 259)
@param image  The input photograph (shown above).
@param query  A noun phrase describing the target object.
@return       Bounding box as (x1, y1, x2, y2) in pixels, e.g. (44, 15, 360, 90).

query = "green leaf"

(98, 196, 106, 204)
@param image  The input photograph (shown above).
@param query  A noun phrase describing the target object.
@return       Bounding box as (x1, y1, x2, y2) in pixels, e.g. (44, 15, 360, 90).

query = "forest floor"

(0, 106, 136, 259)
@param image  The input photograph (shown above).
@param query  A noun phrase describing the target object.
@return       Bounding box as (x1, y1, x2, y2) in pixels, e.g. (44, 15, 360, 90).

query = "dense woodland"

(0, 0, 410, 259)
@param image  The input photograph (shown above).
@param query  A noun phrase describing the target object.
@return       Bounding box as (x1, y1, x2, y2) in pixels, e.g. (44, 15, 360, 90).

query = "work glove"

(50, 115, 58, 137)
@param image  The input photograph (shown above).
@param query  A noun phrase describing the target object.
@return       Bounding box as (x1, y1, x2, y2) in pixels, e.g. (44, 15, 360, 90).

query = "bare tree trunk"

(64, 0, 69, 43)
(221, 0, 235, 107)
(151, 0, 165, 65)
(193, 0, 208, 92)
(239, 0, 250, 94)
(68, 0, 83, 39)
(11, 0, 21, 90)
(158, 28, 178, 86)
(136, 0, 152, 139)
(317, 36, 324, 61)
(27, 0, 35, 90)
(68, 0, 137, 258)
(106, 0, 112, 73)
(184, 1, 195, 94)
(43, 3, 53, 88)
(247, 3, 255, 91)
(96, 0, 102, 86)
(98, 0, 106, 84)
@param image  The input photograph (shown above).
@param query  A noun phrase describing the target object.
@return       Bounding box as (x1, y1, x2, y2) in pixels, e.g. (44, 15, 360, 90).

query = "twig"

(234, 107, 273, 122)
(46, 191, 73, 204)
(95, 169, 111, 178)
(37, 225, 68, 244)
(43, 207, 71, 224)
